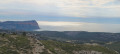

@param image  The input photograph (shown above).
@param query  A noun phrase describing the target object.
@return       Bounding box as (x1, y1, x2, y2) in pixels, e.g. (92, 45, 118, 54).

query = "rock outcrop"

(73, 50, 102, 54)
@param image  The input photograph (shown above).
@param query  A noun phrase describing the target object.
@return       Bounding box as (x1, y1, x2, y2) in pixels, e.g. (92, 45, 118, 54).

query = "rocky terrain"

(73, 50, 102, 54)
(0, 32, 117, 54)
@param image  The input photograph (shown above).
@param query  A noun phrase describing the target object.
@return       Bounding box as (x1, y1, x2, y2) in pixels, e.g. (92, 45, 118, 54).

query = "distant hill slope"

(0, 33, 117, 54)
(35, 31, 120, 43)
(0, 20, 40, 31)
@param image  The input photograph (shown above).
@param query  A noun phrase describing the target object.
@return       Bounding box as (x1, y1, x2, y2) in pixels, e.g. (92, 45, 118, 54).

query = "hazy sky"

(0, 0, 120, 32)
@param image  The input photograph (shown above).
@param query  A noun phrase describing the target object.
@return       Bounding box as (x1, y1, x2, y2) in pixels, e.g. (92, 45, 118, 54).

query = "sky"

(0, 0, 120, 32)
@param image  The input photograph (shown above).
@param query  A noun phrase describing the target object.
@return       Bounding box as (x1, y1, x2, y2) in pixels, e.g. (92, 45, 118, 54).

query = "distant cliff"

(0, 20, 40, 31)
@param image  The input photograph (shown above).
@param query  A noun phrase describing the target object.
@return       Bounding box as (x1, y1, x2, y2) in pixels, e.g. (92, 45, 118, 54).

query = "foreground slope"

(0, 33, 117, 54)
(0, 33, 45, 54)
(105, 42, 120, 53)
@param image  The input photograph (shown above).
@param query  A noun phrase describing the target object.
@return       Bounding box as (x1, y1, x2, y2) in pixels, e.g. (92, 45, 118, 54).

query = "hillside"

(0, 20, 40, 31)
(0, 33, 117, 54)
(34, 31, 120, 44)
(105, 42, 120, 53)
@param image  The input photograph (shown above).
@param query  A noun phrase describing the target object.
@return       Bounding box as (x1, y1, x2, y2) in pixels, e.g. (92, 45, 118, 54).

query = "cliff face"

(0, 20, 40, 31)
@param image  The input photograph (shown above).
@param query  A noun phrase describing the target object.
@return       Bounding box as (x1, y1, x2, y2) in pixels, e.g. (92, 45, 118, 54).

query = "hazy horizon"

(0, 0, 120, 32)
